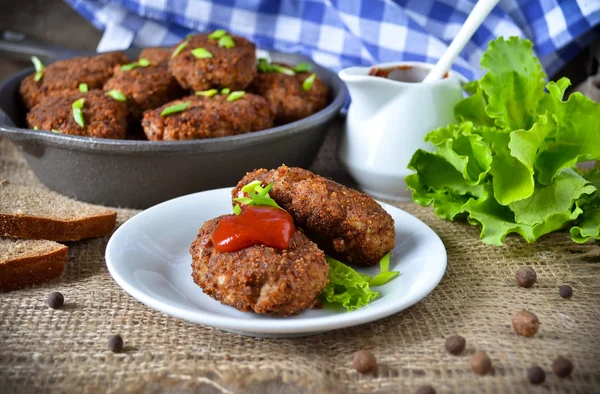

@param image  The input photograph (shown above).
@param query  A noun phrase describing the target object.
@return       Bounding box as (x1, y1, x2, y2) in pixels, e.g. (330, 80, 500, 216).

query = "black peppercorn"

(352, 350, 377, 373)
(46, 292, 64, 309)
(444, 335, 466, 355)
(515, 267, 537, 288)
(108, 335, 124, 353)
(527, 365, 545, 384)
(471, 351, 492, 375)
(415, 385, 436, 394)
(559, 285, 573, 299)
(552, 356, 574, 378)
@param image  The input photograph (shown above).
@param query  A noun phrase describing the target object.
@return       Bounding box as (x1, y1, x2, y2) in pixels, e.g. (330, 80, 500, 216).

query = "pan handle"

(0, 30, 88, 62)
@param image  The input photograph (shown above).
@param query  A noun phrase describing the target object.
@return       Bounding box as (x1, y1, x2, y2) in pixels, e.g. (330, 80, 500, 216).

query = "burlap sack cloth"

(1, 128, 599, 394)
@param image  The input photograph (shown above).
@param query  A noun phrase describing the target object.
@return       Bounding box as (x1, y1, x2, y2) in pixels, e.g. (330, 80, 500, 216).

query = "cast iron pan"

(0, 31, 348, 209)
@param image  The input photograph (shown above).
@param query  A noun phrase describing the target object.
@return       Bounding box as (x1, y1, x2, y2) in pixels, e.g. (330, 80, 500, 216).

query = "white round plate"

(106, 188, 447, 338)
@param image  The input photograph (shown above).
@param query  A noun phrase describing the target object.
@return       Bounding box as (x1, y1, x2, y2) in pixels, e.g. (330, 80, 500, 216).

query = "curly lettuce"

(320, 254, 399, 311)
(406, 37, 600, 246)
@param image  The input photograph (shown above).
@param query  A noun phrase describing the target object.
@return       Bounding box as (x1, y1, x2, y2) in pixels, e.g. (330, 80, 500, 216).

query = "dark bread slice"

(0, 237, 67, 292)
(0, 181, 117, 241)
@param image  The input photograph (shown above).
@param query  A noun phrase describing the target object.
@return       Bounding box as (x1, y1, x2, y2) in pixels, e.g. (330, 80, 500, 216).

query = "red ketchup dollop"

(212, 206, 296, 253)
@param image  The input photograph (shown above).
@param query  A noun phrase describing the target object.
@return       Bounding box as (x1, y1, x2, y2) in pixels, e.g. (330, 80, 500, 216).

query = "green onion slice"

(258, 182, 273, 197)
(233, 204, 242, 215)
(78, 83, 88, 93)
(196, 89, 219, 97)
(272, 65, 295, 76)
(31, 56, 44, 82)
(250, 194, 280, 208)
(368, 271, 400, 287)
(236, 180, 281, 208)
(209, 29, 227, 40)
(138, 57, 151, 67)
(72, 98, 85, 109)
(303, 73, 316, 91)
(241, 180, 262, 193)
(226, 91, 245, 102)
(121, 58, 151, 71)
(51, 129, 61, 134)
(160, 101, 191, 116)
(172, 41, 188, 59)
(233, 197, 253, 205)
(293, 62, 311, 72)
(33, 126, 39, 130)
(220, 88, 230, 95)
(218, 35, 235, 48)
(380, 253, 390, 272)
(191, 47, 213, 59)
(72, 98, 85, 128)
(106, 90, 127, 102)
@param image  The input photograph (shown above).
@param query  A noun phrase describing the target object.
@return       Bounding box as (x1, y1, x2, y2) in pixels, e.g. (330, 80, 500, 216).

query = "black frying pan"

(0, 31, 348, 209)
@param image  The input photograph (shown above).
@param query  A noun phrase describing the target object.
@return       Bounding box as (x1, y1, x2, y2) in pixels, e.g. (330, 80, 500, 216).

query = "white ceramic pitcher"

(338, 62, 464, 201)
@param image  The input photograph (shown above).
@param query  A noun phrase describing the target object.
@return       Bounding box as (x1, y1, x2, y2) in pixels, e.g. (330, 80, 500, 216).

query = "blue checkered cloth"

(65, 0, 600, 80)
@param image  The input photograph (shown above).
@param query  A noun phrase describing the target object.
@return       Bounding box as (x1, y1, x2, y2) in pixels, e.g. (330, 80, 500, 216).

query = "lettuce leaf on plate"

(320, 253, 400, 311)
(320, 257, 379, 311)
(405, 36, 600, 246)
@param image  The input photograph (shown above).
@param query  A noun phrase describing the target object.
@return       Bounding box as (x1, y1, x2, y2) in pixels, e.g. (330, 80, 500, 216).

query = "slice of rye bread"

(0, 237, 67, 292)
(0, 181, 117, 241)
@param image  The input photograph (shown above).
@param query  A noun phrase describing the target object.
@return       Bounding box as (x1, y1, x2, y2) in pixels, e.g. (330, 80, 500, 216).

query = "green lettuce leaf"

(407, 149, 484, 198)
(509, 168, 595, 225)
(570, 166, 600, 243)
(405, 36, 600, 247)
(405, 172, 471, 220)
(320, 257, 379, 311)
(488, 131, 535, 205)
(536, 92, 600, 184)
(425, 122, 493, 184)
(570, 204, 600, 243)
(479, 36, 546, 130)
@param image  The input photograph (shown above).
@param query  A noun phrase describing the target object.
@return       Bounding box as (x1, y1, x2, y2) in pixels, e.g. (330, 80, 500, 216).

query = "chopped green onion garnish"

(233, 204, 242, 215)
(368, 271, 400, 286)
(120, 58, 151, 71)
(220, 88, 230, 95)
(72, 98, 85, 128)
(160, 101, 191, 116)
(380, 253, 390, 272)
(367, 253, 399, 286)
(226, 91, 245, 102)
(72, 98, 85, 109)
(78, 83, 88, 93)
(138, 58, 151, 67)
(31, 56, 44, 82)
(209, 29, 227, 40)
(257, 58, 271, 72)
(33, 126, 39, 130)
(218, 35, 235, 48)
(303, 73, 316, 91)
(196, 89, 219, 97)
(172, 41, 188, 59)
(51, 129, 61, 134)
(250, 194, 280, 208)
(293, 62, 311, 72)
(241, 180, 262, 193)
(191, 47, 213, 59)
(106, 90, 127, 102)
(233, 197, 253, 205)
(258, 182, 273, 197)
(272, 65, 295, 76)
(236, 180, 281, 208)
